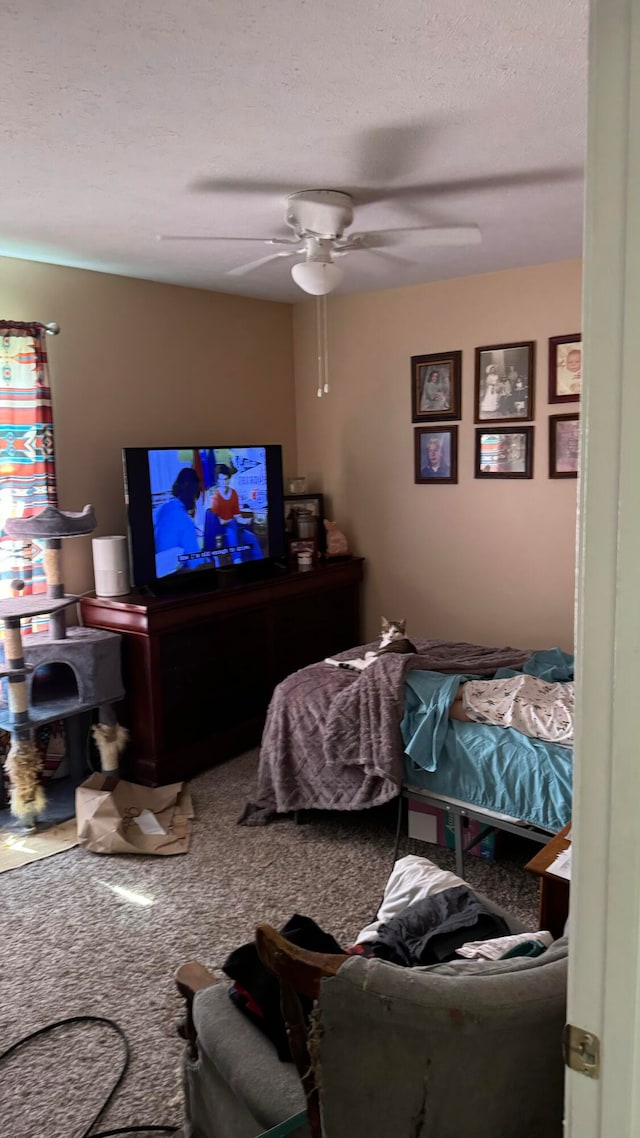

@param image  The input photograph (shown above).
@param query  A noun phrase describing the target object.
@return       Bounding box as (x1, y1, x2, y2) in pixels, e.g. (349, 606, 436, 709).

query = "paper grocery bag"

(75, 773, 194, 855)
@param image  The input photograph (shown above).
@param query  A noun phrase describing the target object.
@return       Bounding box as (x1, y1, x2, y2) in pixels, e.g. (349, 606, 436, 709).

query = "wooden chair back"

(255, 923, 349, 1138)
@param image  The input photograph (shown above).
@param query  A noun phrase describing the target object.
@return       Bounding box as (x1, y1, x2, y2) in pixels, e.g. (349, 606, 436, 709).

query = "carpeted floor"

(1, 749, 540, 1138)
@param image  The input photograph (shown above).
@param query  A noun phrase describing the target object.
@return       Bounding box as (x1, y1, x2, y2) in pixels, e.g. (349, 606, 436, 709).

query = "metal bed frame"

(399, 785, 554, 878)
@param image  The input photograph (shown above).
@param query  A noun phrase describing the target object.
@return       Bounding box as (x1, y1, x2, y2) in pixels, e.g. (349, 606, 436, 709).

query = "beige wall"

(293, 259, 582, 651)
(0, 253, 580, 651)
(0, 256, 295, 593)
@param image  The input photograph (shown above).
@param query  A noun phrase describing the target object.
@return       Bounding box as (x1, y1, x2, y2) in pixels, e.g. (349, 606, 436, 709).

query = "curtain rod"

(0, 320, 60, 335)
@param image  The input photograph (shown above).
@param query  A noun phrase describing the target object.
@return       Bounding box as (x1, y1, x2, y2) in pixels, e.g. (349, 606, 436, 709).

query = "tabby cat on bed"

(325, 617, 417, 671)
(374, 617, 417, 657)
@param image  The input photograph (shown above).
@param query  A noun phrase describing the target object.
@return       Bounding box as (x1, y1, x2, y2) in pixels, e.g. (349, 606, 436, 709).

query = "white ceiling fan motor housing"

(285, 190, 354, 239)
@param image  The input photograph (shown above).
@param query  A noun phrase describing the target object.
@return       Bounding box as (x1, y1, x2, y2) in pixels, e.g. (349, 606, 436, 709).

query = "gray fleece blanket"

(239, 638, 532, 825)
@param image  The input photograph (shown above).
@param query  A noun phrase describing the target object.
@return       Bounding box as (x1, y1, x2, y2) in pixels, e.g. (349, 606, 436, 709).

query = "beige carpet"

(1, 749, 540, 1138)
(0, 818, 78, 873)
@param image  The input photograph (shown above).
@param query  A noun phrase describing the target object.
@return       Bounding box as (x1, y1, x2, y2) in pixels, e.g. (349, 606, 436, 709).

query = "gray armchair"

(178, 959, 308, 1138)
(177, 895, 567, 1138)
(315, 938, 567, 1138)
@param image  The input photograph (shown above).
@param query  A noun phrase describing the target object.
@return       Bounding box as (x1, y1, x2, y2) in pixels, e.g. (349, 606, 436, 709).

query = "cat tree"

(0, 504, 126, 828)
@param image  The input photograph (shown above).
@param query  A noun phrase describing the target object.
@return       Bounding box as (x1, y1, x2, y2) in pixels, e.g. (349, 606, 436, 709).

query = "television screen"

(123, 445, 285, 588)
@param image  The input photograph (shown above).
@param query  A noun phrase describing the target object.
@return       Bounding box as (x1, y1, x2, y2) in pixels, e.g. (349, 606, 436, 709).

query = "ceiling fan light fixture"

(291, 260, 343, 296)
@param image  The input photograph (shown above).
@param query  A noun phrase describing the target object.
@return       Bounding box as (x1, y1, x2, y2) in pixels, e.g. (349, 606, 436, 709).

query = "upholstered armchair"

(176, 901, 568, 1138)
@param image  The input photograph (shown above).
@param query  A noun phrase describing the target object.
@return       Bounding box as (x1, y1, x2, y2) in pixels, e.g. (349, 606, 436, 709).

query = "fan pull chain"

(315, 295, 331, 397)
(316, 296, 323, 397)
(322, 294, 330, 394)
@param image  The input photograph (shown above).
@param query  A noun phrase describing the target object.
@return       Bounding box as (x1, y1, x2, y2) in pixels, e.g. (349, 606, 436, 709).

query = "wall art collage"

(411, 335, 581, 484)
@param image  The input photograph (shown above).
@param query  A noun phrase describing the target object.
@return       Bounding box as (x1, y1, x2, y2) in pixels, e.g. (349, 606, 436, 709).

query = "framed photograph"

(549, 334, 582, 403)
(475, 426, 534, 479)
(284, 492, 325, 552)
(549, 413, 580, 478)
(474, 341, 535, 423)
(414, 426, 458, 484)
(411, 350, 462, 422)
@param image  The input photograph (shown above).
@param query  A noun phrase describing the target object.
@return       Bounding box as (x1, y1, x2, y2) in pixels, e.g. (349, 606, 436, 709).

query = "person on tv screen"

(154, 467, 202, 566)
(204, 464, 263, 562)
(209, 464, 241, 526)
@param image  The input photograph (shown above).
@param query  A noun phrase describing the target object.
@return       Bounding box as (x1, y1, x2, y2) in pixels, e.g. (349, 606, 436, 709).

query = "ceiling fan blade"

(351, 225, 482, 248)
(190, 177, 297, 196)
(185, 165, 582, 212)
(156, 234, 298, 244)
(355, 122, 436, 185)
(355, 165, 584, 206)
(334, 244, 414, 266)
(226, 250, 300, 277)
(359, 247, 415, 267)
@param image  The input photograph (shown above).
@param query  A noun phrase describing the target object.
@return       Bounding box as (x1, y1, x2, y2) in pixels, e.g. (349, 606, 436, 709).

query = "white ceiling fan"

(157, 188, 482, 296)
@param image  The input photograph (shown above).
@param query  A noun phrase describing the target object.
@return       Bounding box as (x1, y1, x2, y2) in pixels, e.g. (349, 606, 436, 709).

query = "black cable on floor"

(0, 1015, 179, 1138)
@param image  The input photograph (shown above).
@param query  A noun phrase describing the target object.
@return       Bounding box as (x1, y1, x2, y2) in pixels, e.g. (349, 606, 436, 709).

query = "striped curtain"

(0, 323, 60, 803)
(0, 322, 57, 617)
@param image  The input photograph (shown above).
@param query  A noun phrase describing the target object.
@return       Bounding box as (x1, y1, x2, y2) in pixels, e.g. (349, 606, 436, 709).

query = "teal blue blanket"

(401, 648, 573, 832)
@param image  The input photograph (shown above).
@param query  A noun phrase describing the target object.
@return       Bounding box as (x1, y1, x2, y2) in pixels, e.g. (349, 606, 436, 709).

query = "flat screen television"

(123, 444, 286, 591)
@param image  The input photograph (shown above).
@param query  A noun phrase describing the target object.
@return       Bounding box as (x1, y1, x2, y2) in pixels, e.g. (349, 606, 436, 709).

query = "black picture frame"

(549, 334, 582, 403)
(411, 350, 462, 422)
(475, 426, 534, 479)
(549, 413, 580, 478)
(284, 492, 326, 552)
(414, 426, 458, 484)
(474, 341, 535, 423)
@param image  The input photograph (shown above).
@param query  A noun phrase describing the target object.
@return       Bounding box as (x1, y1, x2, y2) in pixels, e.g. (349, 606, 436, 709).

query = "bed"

(239, 638, 573, 869)
(401, 651, 573, 871)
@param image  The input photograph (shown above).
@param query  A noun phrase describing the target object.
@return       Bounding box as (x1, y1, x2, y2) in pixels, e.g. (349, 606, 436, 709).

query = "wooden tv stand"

(80, 558, 364, 786)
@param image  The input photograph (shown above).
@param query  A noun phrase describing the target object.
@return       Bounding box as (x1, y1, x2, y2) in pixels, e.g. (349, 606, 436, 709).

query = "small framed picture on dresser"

(284, 493, 325, 552)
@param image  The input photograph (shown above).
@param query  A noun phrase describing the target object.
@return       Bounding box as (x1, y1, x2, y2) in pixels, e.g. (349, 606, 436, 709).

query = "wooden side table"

(525, 822, 571, 939)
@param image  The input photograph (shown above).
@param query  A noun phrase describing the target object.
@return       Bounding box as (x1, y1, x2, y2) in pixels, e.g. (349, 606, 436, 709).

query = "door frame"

(566, 0, 640, 1133)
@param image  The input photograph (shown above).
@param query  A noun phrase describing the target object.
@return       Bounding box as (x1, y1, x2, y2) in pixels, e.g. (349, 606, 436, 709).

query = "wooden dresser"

(80, 558, 364, 785)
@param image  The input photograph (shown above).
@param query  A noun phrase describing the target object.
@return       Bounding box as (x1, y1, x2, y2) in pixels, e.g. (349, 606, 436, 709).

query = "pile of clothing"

(223, 855, 552, 1062)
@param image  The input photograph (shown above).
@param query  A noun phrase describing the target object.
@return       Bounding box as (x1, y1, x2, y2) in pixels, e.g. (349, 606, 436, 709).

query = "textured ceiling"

(2, 0, 588, 302)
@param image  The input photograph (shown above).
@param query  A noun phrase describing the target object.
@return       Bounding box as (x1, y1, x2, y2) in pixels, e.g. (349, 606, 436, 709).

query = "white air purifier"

(92, 535, 131, 597)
